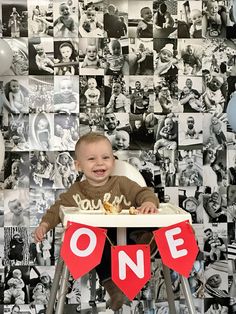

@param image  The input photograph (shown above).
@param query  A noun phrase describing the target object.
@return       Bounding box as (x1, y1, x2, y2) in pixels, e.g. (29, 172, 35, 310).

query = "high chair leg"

(180, 276, 197, 314)
(55, 262, 70, 314)
(162, 263, 176, 314)
(46, 257, 65, 314)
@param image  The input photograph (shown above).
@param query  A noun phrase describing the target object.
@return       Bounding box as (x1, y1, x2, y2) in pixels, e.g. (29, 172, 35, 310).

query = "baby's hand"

(34, 222, 49, 243)
(137, 202, 158, 214)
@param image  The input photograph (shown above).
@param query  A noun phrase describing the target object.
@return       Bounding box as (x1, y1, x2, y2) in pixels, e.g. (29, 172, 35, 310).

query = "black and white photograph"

(1, 1, 28, 38)
(54, 38, 79, 75)
(178, 1, 202, 39)
(79, 38, 104, 75)
(3, 38, 29, 76)
(178, 149, 203, 187)
(154, 75, 179, 113)
(4, 189, 30, 227)
(29, 37, 54, 75)
(178, 113, 203, 150)
(153, 0, 177, 39)
(29, 76, 54, 113)
(153, 38, 178, 77)
(53, 0, 78, 38)
(79, 0, 104, 38)
(28, 0, 54, 38)
(103, 37, 129, 75)
(103, 0, 128, 38)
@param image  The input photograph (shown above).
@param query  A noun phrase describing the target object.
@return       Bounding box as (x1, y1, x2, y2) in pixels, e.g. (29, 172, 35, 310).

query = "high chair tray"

(59, 203, 192, 228)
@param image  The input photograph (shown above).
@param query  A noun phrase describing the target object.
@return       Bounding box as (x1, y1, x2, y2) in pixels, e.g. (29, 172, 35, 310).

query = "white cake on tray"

(59, 203, 192, 228)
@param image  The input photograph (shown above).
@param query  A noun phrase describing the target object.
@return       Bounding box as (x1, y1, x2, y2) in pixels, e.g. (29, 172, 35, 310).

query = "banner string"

(105, 232, 155, 247)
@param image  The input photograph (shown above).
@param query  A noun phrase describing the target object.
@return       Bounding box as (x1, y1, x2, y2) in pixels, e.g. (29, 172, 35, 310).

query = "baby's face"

(87, 46, 97, 60)
(9, 200, 23, 215)
(160, 50, 172, 63)
(191, 12, 202, 24)
(10, 81, 20, 93)
(185, 200, 197, 212)
(164, 118, 173, 131)
(211, 117, 218, 125)
(60, 80, 73, 95)
(60, 154, 69, 165)
(209, 3, 219, 15)
(186, 158, 194, 168)
(60, 4, 70, 16)
(13, 270, 21, 278)
(135, 120, 142, 129)
(38, 118, 49, 130)
(11, 162, 21, 175)
(87, 9, 96, 21)
(115, 132, 129, 149)
(112, 42, 121, 56)
(88, 79, 97, 89)
(36, 46, 44, 56)
(228, 186, 236, 203)
(212, 232, 218, 240)
(187, 117, 195, 129)
(183, 86, 190, 95)
(141, 8, 152, 22)
(60, 46, 72, 60)
(113, 83, 122, 95)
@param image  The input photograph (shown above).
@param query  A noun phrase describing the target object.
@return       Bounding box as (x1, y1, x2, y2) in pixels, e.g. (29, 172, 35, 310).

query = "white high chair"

(46, 160, 197, 314)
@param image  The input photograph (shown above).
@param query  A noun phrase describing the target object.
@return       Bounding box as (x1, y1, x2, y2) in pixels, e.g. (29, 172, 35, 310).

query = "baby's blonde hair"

(75, 132, 111, 158)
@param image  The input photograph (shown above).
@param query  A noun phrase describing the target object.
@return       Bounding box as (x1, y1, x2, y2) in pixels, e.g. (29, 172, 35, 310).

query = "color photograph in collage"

(0, 0, 236, 313)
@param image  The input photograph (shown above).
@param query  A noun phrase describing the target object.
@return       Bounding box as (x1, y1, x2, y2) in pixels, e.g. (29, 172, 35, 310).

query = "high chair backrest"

(112, 159, 147, 187)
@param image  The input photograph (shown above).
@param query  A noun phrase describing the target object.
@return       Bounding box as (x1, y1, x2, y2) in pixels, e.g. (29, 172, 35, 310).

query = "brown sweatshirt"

(41, 175, 159, 230)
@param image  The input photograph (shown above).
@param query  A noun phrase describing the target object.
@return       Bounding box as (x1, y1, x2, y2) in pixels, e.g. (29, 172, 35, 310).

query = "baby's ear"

(74, 160, 81, 172)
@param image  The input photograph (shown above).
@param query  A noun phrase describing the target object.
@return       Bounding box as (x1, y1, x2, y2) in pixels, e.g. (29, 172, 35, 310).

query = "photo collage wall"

(0, 0, 236, 313)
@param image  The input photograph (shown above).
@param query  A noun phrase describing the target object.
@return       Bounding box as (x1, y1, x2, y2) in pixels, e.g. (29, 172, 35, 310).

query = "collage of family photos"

(0, 0, 236, 313)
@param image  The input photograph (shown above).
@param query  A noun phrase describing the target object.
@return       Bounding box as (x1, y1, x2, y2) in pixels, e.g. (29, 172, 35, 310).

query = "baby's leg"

(216, 249, 221, 261)
(4, 289, 12, 303)
(45, 57, 54, 67)
(14, 289, 25, 304)
(154, 139, 166, 152)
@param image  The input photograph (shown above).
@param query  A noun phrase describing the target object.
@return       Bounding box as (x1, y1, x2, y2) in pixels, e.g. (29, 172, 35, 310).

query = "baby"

(106, 39, 125, 75)
(182, 85, 203, 112)
(209, 232, 222, 261)
(56, 152, 76, 188)
(158, 85, 173, 113)
(113, 130, 130, 150)
(81, 7, 103, 33)
(185, 116, 199, 139)
(81, 44, 101, 68)
(35, 45, 54, 74)
(189, 9, 202, 38)
(9, 79, 28, 113)
(154, 117, 177, 152)
(8, 199, 25, 226)
(54, 42, 76, 75)
(4, 269, 25, 304)
(155, 43, 178, 76)
(54, 78, 79, 113)
(106, 82, 129, 113)
(203, 74, 225, 113)
(137, 7, 153, 38)
(84, 78, 100, 107)
(210, 116, 226, 149)
(206, 1, 221, 36)
(54, 2, 77, 37)
(32, 283, 47, 304)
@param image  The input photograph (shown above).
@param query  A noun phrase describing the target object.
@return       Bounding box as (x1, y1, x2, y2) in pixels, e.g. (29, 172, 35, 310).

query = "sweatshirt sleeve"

(120, 176, 159, 208)
(41, 183, 79, 230)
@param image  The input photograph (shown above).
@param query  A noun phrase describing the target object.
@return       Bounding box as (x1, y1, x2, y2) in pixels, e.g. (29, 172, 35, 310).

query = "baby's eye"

(88, 157, 95, 161)
(103, 156, 110, 159)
